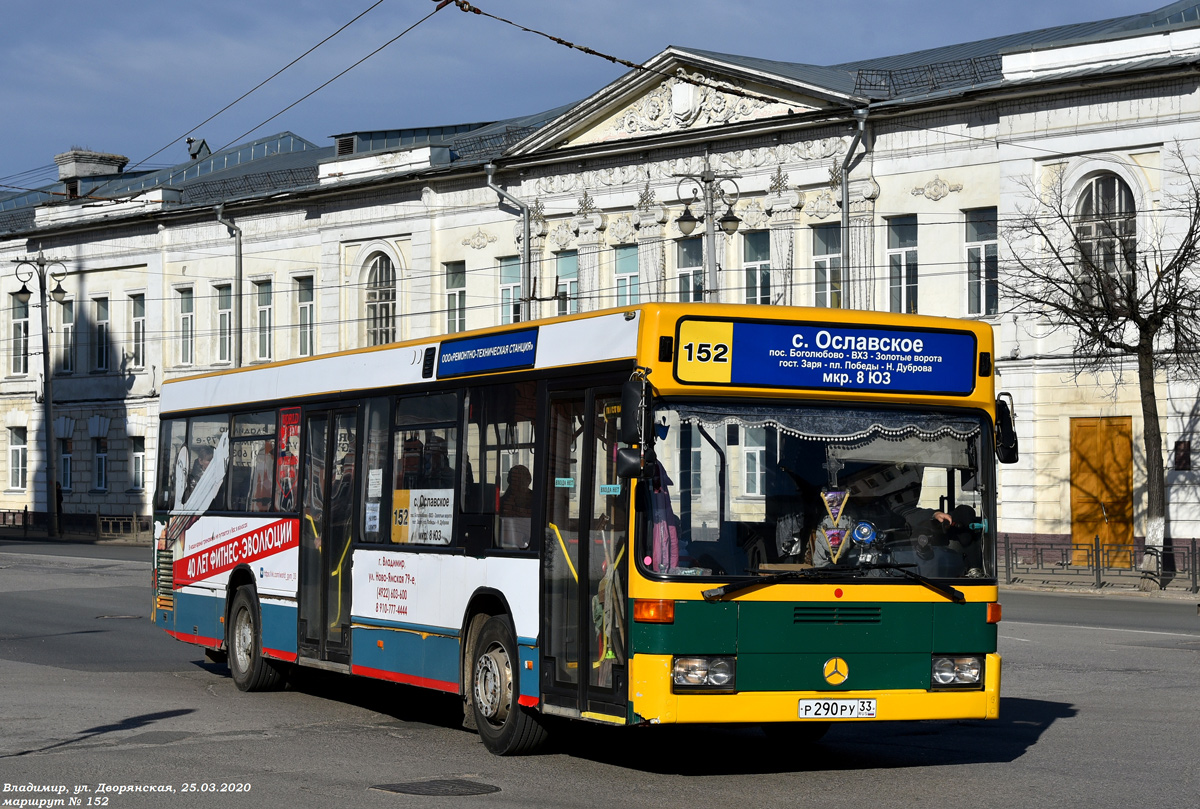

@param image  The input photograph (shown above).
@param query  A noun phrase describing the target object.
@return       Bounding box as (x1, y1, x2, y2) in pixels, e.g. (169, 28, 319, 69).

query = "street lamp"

(12, 249, 67, 537)
(674, 151, 741, 298)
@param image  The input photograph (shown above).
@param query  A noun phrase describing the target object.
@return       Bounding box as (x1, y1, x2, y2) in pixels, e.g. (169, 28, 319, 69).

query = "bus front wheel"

(228, 587, 285, 692)
(470, 615, 547, 755)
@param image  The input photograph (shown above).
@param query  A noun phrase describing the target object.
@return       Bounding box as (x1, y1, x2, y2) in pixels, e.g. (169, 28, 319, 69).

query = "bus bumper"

(630, 652, 1001, 724)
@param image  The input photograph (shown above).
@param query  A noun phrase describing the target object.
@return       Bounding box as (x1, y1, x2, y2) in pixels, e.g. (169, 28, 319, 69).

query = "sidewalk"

(0, 525, 152, 547)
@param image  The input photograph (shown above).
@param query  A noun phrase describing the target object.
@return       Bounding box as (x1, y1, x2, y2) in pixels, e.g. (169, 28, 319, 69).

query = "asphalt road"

(1, 540, 1196, 809)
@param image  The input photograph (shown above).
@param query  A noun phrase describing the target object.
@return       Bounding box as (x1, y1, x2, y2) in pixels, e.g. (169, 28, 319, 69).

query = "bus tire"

(228, 586, 284, 692)
(470, 615, 547, 755)
(760, 721, 831, 744)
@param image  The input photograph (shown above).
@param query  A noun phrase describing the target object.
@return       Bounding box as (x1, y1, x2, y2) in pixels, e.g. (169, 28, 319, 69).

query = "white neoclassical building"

(2, 1, 1198, 550)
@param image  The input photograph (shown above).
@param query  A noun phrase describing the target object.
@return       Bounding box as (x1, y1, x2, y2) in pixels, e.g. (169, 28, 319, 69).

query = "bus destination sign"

(675, 319, 977, 395)
(438, 328, 538, 378)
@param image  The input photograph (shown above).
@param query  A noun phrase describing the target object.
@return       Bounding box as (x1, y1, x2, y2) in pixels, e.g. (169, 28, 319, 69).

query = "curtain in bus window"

(182, 416, 229, 514)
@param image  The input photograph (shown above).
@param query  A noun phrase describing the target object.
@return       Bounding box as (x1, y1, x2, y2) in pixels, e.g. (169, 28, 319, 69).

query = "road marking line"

(1004, 621, 1200, 640)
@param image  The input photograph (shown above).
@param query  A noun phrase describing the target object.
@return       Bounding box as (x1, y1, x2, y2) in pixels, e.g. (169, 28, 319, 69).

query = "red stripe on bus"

(263, 648, 298, 662)
(167, 629, 222, 647)
(350, 664, 459, 693)
(517, 695, 539, 707)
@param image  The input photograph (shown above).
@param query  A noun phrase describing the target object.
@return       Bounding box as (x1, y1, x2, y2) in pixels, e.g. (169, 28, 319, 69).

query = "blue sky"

(0, 0, 1148, 187)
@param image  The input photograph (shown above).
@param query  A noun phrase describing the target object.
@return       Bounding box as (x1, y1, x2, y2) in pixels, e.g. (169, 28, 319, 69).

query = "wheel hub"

(473, 644, 512, 724)
(233, 608, 252, 672)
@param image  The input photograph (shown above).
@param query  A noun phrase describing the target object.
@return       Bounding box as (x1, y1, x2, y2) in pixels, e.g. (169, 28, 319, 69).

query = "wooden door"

(1070, 417, 1133, 568)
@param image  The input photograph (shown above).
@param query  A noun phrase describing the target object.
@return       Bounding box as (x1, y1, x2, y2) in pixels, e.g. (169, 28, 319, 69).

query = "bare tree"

(1003, 148, 1200, 588)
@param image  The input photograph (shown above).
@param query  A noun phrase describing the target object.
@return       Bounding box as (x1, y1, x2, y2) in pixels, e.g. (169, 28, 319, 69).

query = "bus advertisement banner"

(675, 319, 978, 395)
(172, 516, 299, 589)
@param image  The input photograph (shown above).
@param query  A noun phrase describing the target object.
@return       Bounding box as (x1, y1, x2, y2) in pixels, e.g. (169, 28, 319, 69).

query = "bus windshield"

(642, 401, 994, 582)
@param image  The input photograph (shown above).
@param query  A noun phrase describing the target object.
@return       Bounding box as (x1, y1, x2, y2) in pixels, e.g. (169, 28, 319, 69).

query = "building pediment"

(509, 49, 856, 157)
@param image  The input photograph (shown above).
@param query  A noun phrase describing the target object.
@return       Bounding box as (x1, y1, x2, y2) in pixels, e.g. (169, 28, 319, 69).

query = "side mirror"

(619, 377, 643, 445)
(616, 447, 643, 479)
(996, 393, 1019, 464)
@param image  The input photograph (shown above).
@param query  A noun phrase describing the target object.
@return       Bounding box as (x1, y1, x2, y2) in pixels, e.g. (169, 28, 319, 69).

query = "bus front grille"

(792, 605, 881, 624)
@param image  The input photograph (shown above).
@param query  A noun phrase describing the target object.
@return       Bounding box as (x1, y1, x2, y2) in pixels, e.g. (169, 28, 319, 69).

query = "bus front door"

(298, 408, 358, 665)
(542, 388, 629, 721)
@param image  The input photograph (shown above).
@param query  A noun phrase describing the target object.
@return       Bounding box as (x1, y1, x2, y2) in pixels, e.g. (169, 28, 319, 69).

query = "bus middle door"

(542, 387, 629, 721)
(298, 408, 358, 665)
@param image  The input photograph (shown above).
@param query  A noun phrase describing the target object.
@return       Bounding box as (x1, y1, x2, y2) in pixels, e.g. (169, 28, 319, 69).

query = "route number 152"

(682, 342, 729, 363)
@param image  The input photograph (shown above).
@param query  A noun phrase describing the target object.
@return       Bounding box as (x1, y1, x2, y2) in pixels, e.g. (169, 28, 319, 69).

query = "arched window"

(365, 253, 396, 346)
(1075, 173, 1136, 305)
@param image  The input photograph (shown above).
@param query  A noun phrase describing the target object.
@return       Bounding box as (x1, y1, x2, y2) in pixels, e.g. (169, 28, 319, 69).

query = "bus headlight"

(931, 655, 982, 688)
(672, 656, 736, 692)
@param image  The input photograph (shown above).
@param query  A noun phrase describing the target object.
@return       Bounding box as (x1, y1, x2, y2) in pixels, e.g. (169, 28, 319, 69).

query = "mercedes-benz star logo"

(823, 657, 848, 686)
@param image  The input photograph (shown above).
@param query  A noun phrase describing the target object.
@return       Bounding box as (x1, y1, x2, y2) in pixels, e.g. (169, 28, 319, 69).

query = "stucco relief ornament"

(462, 228, 497, 250)
(577, 189, 597, 217)
(912, 176, 963, 201)
(613, 68, 770, 134)
(608, 214, 636, 245)
(740, 199, 768, 230)
(768, 165, 789, 195)
(805, 189, 838, 220)
(636, 180, 657, 211)
(550, 220, 574, 250)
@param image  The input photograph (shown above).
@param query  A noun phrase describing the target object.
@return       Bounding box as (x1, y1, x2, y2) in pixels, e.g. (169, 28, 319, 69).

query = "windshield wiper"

(702, 566, 859, 602)
(858, 563, 965, 603)
(701, 563, 965, 603)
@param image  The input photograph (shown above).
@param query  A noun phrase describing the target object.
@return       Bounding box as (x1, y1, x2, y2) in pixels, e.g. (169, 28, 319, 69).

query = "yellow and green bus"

(152, 302, 1015, 754)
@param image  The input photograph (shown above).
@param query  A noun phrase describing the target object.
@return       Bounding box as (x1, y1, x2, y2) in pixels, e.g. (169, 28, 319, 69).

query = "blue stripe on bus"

(260, 600, 297, 659)
(352, 626, 461, 690)
(172, 590, 224, 646)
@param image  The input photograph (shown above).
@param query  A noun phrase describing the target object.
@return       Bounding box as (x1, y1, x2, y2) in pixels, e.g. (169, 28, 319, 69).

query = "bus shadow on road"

(553, 697, 1076, 774)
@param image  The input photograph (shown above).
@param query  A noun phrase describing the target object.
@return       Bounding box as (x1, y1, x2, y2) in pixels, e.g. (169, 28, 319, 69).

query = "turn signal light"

(633, 599, 675, 623)
(987, 603, 1002, 623)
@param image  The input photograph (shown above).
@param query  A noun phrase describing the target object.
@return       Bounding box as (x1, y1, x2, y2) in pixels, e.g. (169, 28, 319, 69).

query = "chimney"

(54, 149, 129, 181)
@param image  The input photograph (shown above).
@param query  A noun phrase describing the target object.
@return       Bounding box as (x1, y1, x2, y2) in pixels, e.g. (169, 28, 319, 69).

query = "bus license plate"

(797, 699, 876, 719)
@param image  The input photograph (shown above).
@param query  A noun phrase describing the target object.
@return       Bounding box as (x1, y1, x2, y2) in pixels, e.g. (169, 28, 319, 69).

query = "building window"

(94, 438, 108, 492)
(499, 256, 521, 324)
(743, 231, 771, 305)
(179, 289, 194, 365)
(10, 294, 28, 375)
(131, 437, 146, 491)
(60, 439, 73, 491)
(365, 253, 396, 346)
(744, 426, 767, 496)
(1076, 173, 1137, 303)
(297, 277, 315, 357)
(93, 297, 110, 371)
(966, 208, 998, 316)
(813, 224, 842, 308)
(59, 299, 75, 373)
(887, 216, 918, 314)
(677, 238, 703, 303)
(445, 261, 466, 332)
(255, 281, 273, 361)
(9, 428, 27, 490)
(130, 294, 145, 368)
(555, 251, 578, 315)
(614, 244, 639, 307)
(216, 285, 232, 362)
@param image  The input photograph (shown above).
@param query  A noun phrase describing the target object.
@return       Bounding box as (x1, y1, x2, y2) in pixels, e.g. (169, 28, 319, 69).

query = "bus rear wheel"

(228, 586, 285, 692)
(471, 615, 547, 755)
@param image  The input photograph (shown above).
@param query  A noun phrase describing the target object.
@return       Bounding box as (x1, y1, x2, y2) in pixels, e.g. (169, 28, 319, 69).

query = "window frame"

(812, 224, 842, 309)
(499, 255, 521, 324)
(555, 251, 579, 316)
(255, 280, 273, 361)
(965, 208, 999, 317)
(178, 288, 195, 366)
(742, 231, 771, 305)
(614, 244, 639, 307)
(676, 237, 704, 303)
(130, 293, 146, 369)
(93, 297, 110, 372)
(216, 285, 232, 363)
(365, 253, 396, 346)
(297, 276, 315, 357)
(445, 261, 466, 333)
(59, 298, 75, 373)
(94, 438, 108, 493)
(10, 293, 29, 376)
(9, 427, 27, 490)
(887, 216, 919, 314)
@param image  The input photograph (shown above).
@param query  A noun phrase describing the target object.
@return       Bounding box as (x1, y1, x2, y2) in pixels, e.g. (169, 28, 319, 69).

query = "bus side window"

(392, 393, 459, 546)
(156, 418, 187, 511)
(464, 382, 537, 550)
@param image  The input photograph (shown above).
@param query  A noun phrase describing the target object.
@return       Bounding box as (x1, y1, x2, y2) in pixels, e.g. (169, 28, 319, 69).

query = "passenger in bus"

(184, 445, 214, 502)
(499, 464, 532, 549)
